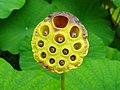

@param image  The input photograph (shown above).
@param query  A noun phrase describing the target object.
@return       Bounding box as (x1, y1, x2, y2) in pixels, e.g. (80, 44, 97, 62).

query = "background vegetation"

(0, 0, 120, 90)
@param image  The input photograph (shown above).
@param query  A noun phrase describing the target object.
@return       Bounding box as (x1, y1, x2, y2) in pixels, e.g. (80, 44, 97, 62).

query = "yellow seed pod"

(31, 12, 89, 74)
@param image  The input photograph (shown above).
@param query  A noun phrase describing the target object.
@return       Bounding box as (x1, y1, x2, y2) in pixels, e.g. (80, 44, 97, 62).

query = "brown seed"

(55, 34, 65, 43)
(41, 52, 46, 58)
(38, 41, 44, 47)
(43, 30, 49, 36)
(58, 37, 64, 43)
(59, 60, 65, 66)
(49, 58, 55, 64)
(63, 49, 69, 55)
(50, 46, 56, 53)
(71, 32, 77, 38)
(74, 43, 81, 50)
(70, 55, 76, 61)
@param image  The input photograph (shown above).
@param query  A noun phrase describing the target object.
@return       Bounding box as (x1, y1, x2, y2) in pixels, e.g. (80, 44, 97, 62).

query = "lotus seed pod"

(31, 12, 89, 74)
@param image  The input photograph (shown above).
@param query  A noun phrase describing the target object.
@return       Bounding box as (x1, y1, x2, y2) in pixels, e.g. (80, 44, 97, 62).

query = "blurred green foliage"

(0, 0, 120, 90)
(0, 0, 26, 19)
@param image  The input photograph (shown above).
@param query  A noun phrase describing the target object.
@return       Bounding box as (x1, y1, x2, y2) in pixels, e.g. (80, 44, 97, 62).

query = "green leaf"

(1, 56, 120, 89)
(65, 59, 120, 90)
(102, 0, 115, 8)
(0, 0, 54, 54)
(109, 27, 120, 51)
(0, 0, 114, 54)
(87, 32, 106, 59)
(0, 58, 61, 90)
(106, 47, 120, 61)
(20, 35, 40, 70)
(113, 0, 120, 7)
(46, 0, 52, 4)
(0, 0, 26, 19)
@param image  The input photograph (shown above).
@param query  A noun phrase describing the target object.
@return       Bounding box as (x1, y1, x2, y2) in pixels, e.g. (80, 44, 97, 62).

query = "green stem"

(115, 9, 120, 27)
(61, 73, 65, 90)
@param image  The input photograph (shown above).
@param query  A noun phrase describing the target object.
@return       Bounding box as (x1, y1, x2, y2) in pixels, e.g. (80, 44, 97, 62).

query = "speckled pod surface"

(31, 12, 89, 74)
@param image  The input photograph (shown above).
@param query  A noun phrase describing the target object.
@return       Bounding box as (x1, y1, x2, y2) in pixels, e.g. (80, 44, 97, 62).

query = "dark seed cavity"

(49, 58, 55, 64)
(53, 16, 68, 28)
(41, 52, 46, 58)
(70, 55, 76, 61)
(38, 41, 44, 47)
(70, 26, 79, 38)
(63, 49, 69, 55)
(74, 43, 81, 50)
(50, 46, 56, 53)
(59, 60, 65, 66)
(41, 25, 49, 36)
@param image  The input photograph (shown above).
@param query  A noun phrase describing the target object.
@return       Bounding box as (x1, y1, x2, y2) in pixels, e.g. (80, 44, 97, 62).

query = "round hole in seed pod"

(55, 34, 65, 43)
(62, 48, 69, 55)
(49, 46, 56, 53)
(40, 25, 49, 36)
(41, 52, 46, 58)
(59, 60, 65, 66)
(70, 26, 79, 38)
(70, 55, 76, 61)
(74, 43, 81, 50)
(49, 58, 55, 64)
(38, 40, 44, 47)
(53, 16, 68, 28)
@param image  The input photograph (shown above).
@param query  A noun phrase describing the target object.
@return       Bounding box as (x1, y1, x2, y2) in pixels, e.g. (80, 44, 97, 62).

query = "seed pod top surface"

(31, 12, 89, 74)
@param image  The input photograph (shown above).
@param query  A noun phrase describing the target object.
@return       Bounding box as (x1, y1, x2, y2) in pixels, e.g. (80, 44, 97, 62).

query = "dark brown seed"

(63, 49, 69, 55)
(41, 52, 46, 58)
(38, 41, 44, 47)
(50, 46, 56, 53)
(49, 58, 55, 64)
(59, 60, 65, 66)
(70, 55, 76, 61)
